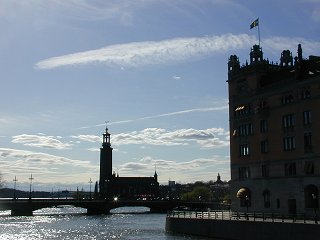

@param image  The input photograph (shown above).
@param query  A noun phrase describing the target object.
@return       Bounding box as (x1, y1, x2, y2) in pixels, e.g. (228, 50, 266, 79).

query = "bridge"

(0, 198, 221, 216)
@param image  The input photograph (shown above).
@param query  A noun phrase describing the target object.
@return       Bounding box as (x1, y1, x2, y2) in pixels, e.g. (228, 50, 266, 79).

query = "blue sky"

(0, 0, 319, 192)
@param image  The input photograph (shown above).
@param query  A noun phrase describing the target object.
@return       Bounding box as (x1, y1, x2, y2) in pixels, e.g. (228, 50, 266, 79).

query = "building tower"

(228, 44, 320, 217)
(99, 127, 113, 198)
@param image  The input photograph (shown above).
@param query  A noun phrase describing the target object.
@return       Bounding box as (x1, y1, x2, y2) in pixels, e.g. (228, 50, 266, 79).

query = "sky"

(0, 0, 319, 192)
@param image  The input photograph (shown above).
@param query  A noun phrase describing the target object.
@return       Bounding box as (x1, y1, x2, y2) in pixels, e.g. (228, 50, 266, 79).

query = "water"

(0, 207, 209, 240)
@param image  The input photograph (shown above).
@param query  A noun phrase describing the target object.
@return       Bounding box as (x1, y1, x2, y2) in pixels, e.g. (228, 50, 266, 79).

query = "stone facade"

(228, 44, 320, 217)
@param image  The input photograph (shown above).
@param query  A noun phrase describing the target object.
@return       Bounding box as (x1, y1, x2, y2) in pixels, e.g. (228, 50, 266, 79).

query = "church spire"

(154, 165, 158, 182)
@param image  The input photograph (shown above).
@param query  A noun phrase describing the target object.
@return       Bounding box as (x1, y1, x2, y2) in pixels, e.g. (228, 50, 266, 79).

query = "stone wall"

(166, 217, 320, 240)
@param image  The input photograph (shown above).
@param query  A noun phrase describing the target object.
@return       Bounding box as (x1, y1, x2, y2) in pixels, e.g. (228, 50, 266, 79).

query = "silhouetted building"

(228, 44, 320, 216)
(99, 127, 159, 200)
(210, 173, 230, 203)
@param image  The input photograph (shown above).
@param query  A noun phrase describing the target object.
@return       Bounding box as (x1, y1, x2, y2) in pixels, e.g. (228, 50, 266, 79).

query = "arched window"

(304, 185, 318, 208)
(263, 189, 270, 208)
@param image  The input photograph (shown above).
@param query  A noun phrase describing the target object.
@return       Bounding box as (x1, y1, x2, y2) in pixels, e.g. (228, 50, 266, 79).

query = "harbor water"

(0, 206, 209, 240)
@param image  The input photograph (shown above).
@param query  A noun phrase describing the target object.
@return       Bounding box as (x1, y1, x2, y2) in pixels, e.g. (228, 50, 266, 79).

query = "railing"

(167, 210, 319, 224)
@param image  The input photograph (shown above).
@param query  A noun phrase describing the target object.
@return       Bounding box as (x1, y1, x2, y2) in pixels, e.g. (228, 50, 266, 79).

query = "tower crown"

(250, 44, 263, 63)
(102, 127, 111, 147)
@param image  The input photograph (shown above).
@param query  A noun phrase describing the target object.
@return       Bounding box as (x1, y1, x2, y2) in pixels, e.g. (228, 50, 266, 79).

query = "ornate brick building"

(228, 44, 320, 216)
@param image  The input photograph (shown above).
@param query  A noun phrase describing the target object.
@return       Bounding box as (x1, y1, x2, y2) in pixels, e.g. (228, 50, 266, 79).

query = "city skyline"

(0, 0, 320, 191)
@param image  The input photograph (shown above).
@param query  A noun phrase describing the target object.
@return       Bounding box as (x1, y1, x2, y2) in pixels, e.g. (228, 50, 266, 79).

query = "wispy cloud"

(0, 147, 99, 187)
(0, 148, 89, 166)
(71, 134, 100, 143)
(12, 134, 72, 150)
(72, 127, 229, 148)
(78, 105, 228, 129)
(35, 34, 320, 70)
(35, 34, 255, 70)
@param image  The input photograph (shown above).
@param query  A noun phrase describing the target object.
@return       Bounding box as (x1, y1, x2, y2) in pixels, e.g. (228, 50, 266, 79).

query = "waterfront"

(0, 207, 209, 240)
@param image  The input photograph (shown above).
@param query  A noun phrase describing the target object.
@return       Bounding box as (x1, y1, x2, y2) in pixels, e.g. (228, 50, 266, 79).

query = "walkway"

(167, 210, 319, 224)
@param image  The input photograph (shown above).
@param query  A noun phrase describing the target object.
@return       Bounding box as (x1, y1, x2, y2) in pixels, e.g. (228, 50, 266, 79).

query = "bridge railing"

(167, 210, 319, 224)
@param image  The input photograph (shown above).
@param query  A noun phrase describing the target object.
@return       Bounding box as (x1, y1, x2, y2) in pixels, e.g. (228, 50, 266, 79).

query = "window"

(284, 162, 296, 176)
(260, 140, 268, 153)
(282, 114, 295, 129)
(282, 94, 293, 104)
(234, 105, 251, 117)
(303, 111, 312, 125)
(301, 89, 311, 99)
(262, 164, 269, 178)
(304, 132, 312, 153)
(238, 123, 253, 136)
(283, 136, 295, 151)
(304, 161, 314, 175)
(263, 190, 271, 208)
(254, 100, 268, 114)
(239, 167, 250, 179)
(260, 119, 268, 133)
(239, 144, 250, 156)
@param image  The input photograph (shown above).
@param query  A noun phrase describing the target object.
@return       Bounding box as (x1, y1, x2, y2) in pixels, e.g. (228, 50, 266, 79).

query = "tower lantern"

(102, 127, 111, 147)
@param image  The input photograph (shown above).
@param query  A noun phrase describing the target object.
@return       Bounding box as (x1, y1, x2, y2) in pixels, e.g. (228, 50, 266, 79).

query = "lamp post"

(245, 195, 249, 220)
(312, 193, 318, 224)
(89, 178, 93, 200)
(13, 176, 18, 200)
(29, 174, 34, 200)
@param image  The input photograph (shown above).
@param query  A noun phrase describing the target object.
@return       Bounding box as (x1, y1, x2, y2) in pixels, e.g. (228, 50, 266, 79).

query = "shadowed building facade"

(228, 44, 320, 217)
(99, 127, 159, 200)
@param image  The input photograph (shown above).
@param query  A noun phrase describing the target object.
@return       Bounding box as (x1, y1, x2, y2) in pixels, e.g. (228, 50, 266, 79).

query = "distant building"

(211, 173, 229, 189)
(228, 44, 320, 216)
(210, 173, 230, 203)
(99, 128, 159, 199)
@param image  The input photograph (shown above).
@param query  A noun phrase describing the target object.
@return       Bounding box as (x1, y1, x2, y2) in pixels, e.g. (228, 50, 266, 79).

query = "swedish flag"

(250, 18, 259, 29)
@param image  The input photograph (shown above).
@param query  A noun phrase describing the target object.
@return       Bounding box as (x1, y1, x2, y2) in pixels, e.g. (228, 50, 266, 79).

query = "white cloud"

(35, 34, 320, 70)
(12, 134, 72, 150)
(71, 134, 101, 143)
(35, 34, 255, 70)
(116, 155, 230, 182)
(0, 148, 91, 167)
(263, 37, 320, 56)
(72, 127, 229, 148)
(172, 75, 182, 80)
(0, 147, 95, 183)
(119, 128, 228, 148)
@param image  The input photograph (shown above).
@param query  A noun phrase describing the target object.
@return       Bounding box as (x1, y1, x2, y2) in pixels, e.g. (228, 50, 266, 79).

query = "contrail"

(76, 105, 228, 130)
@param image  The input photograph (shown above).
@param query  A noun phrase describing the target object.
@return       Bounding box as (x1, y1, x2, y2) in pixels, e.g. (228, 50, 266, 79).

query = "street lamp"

(13, 176, 18, 200)
(245, 195, 249, 220)
(312, 193, 318, 224)
(29, 174, 34, 200)
(89, 178, 93, 199)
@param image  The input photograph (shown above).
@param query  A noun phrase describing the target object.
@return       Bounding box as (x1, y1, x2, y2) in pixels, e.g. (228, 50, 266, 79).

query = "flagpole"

(257, 18, 261, 46)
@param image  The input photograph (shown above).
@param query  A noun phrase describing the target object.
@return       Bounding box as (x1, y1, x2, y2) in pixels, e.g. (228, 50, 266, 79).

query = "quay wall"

(165, 217, 320, 240)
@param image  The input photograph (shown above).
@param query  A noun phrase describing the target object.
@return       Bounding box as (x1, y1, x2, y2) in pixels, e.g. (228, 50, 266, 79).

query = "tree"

(0, 172, 3, 189)
(181, 186, 213, 201)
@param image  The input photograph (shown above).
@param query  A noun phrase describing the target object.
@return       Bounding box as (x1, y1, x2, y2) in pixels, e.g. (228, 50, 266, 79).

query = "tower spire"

(102, 123, 111, 147)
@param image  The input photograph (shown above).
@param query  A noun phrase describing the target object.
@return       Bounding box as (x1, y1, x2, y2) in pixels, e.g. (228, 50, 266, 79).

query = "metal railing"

(167, 210, 319, 224)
